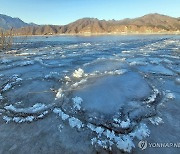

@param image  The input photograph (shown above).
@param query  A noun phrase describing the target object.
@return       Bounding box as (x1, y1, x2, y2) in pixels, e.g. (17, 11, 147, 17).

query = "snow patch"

(73, 68, 85, 78)
(71, 79, 87, 88)
(72, 96, 83, 110)
(55, 88, 63, 99)
(37, 111, 49, 118)
(3, 116, 12, 123)
(65, 76, 71, 81)
(2, 83, 12, 91)
(116, 135, 135, 152)
(105, 69, 127, 75)
(130, 123, 150, 140)
(68, 117, 84, 129)
(120, 118, 131, 129)
(2, 75, 22, 92)
(12, 116, 35, 123)
(145, 89, 159, 104)
(4, 103, 47, 114)
(53, 108, 69, 120)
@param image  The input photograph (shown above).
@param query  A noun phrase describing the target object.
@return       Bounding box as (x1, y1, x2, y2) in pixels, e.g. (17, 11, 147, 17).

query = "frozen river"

(0, 35, 180, 153)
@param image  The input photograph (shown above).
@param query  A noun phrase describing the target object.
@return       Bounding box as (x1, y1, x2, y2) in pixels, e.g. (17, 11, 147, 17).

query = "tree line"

(0, 29, 13, 52)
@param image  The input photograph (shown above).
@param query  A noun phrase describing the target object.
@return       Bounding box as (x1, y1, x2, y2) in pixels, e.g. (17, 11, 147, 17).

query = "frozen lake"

(0, 35, 180, 153)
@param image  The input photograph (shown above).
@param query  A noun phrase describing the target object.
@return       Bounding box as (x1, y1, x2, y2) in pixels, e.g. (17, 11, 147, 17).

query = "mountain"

(0, 14, 32, 30)
(118, 13, 180, 30)
(3, 13, 180, 35)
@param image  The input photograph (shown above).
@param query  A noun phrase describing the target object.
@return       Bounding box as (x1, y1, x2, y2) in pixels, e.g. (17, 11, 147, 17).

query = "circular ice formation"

(73, 71, 151, 115)
(59, 63, 161, 134)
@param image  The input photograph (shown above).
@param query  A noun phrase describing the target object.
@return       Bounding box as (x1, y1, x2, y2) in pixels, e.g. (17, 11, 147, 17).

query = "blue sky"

(0, 0, 179, 25)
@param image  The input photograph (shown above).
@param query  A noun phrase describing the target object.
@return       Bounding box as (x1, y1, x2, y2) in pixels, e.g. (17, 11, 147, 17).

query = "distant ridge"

(1, 13, 180, 35)
(0, 14, 33, 29)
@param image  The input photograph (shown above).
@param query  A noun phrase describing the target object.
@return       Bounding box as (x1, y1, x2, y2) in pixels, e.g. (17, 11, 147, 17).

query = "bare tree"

(0, 28, 13, 52)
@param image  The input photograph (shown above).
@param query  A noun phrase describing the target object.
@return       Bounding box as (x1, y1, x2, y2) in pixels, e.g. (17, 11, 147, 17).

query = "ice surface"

(139, 64, 174, 75)
(73, 71, 152, 115)
(0, 35, 179, 153)
(83, 59, 125, 74)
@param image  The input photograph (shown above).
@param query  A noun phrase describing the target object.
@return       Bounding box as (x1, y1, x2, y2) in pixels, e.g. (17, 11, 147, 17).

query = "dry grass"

(0, 29, 13, 52)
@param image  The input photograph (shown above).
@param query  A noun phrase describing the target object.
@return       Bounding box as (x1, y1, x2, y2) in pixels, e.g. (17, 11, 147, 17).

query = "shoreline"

(13, 32, 180, 37)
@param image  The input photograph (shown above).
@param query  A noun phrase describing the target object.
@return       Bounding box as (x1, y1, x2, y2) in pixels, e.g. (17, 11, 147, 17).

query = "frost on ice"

(88, 122, 150, 152)
(53, 108, 69, 121)
(149, 117, 164, 125)
(53, 108, 84, 130)
(3, 116, 12, 123)
(0, 36, 179, 153)
(4, 103, 47, 114)
(2, 74, 22, 92)
(73, 68, 85, 78)
(68, 117, 84, 129)
(52, 59, 164, 153)
(72, 96, 83, 110)
(2, 103, 49, 123)
(55, 88, 63, 99)
(130, 123, 150, 140)
(120, 118, 131, 129)
(3, 115, 36, 123)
